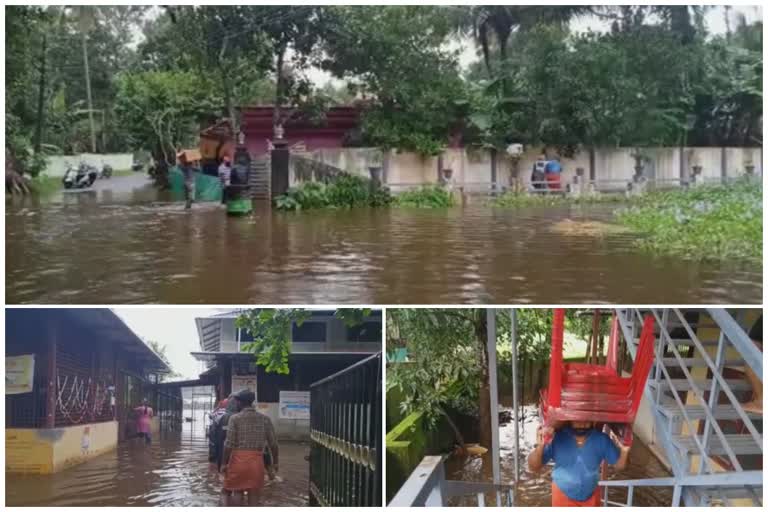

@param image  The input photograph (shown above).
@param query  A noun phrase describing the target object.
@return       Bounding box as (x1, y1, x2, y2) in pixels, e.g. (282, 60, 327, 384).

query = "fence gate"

(309, 353, 382, 507)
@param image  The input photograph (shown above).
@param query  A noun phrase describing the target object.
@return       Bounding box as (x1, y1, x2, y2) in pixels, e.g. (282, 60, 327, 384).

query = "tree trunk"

(438, 407, 465, 448)
(34, 34, 47, 154)
(81, 29, 97, 153)
(475, 311, 493, 465)
(273, 43, 287, 135)
(498, 33, 510, 100)
(218, 36, 237, 136)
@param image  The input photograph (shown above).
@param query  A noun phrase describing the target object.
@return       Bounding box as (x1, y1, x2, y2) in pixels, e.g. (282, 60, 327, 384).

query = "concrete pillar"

(270, 140, 290, 198)
(720, 147, 727, 183)
(46, 318, 58, 428)
(490, 149, 498, 193)
(382, 150, 390, 184)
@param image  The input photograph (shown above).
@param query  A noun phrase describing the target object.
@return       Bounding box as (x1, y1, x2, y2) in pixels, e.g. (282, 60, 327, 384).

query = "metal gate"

(309, 352, 382, 507)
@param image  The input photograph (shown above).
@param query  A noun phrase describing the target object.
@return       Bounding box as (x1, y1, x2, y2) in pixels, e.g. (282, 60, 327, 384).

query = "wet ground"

(5, 411, 309, 507)
(445, 404, 672, 507)
(6, 174, 761, 304)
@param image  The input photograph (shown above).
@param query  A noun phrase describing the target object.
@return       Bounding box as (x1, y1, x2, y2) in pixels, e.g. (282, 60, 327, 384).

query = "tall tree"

(320, 6, 469, 155)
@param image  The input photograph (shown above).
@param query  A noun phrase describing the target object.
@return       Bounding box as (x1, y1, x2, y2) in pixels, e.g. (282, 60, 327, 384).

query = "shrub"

(394, 185, 455, 208)
(615, 180, 761, 262)
(274, 174, 392, 211)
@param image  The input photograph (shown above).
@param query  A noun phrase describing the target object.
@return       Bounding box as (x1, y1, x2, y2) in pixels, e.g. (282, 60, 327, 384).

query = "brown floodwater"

(5, 174, 760, 304)
(445, 404, 672, 507)
(5, 410, 309, 507)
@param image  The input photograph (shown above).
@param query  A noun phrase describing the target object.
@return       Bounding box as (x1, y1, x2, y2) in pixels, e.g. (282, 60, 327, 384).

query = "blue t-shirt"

(545, 160, 562, 173)
(541, 428, 620, 501)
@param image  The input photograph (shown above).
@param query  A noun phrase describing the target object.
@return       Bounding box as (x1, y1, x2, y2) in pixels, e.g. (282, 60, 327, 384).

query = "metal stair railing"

(613, 308, 762, 506)
(599, 470, 764, 507)
(389, 455, 515, 507)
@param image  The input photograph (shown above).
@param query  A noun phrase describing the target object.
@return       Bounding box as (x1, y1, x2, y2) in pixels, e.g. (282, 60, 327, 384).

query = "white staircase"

(613, 308, 763, 506)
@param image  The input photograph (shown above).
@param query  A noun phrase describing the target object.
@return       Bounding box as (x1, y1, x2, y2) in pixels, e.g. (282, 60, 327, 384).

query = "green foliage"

(320, 6, 469, 155)
(616, 180, 762, 262)
(275, 175, 392, 211)
(236, 308, 372, 374)
(113, 70, 220, 166)
(492, 191, 626, 208)
(386, 309, 487, 428)
(394, 186, 455, 208)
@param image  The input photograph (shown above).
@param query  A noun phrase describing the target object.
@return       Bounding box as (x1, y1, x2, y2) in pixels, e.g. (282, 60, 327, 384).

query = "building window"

(347, 321, 382, 343)
(292, 321, 327, 343)
(238, 328, 255, 343)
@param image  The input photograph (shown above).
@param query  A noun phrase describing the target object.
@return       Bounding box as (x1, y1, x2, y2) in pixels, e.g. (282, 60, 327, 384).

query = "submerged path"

(445, 404, 672, 507)
(5, 183, 761, 304)
(5, 418, 309, 507)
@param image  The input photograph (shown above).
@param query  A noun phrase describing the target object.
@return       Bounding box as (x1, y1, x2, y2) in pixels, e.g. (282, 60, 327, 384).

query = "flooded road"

(445, 405, 672, 507)
(5, 410, 309, 507)
(6, 175, 760, 304)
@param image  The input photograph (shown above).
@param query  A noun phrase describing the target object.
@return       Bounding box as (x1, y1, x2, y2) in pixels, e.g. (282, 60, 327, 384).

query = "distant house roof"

(239, 106, 360, 136)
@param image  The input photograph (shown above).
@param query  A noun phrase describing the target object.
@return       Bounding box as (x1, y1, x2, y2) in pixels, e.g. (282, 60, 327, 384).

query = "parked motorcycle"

(62, 163, 97, 189)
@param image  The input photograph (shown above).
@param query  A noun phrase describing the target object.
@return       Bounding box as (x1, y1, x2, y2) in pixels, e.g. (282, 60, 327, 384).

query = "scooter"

(62, 163, 97, 189)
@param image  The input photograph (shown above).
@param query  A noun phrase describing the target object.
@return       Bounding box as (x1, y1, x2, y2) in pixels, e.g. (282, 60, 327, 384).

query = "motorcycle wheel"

(63, 182, 73, 189)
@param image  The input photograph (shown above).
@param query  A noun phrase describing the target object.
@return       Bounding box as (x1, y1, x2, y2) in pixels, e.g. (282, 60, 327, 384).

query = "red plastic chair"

(540, 309, 656, 444)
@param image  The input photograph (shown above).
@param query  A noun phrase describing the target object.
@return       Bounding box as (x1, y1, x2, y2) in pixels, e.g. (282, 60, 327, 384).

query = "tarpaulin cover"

(168, 166, 222, 202)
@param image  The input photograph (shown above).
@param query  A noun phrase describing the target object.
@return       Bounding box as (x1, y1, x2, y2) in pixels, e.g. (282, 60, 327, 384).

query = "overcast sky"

(114, 308, 222, 380)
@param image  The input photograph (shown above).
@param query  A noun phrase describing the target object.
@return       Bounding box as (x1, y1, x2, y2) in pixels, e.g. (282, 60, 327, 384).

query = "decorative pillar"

(270, 125, 290, 199)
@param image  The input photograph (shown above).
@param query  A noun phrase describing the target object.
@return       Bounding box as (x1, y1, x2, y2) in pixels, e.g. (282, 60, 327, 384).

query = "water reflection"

(6, 176, 760, 304)
(5, 410, 309, 507)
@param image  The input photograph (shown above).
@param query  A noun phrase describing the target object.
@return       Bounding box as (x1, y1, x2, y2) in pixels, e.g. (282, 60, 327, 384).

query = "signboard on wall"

(279, 391, 310, 419)
(6, 355, 35, 394)
(231, 375, 257, 401)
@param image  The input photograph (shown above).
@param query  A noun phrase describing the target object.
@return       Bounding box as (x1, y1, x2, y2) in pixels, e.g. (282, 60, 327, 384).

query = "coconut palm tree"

(457, 6, 594, 77)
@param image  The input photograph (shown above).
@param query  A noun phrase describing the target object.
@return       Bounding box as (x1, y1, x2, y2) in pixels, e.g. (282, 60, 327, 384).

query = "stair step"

(657, 399, 763, 421)
(648, 379, 753, 392)
(660, 358, 744, 367)
(670, 434, 762, 456)
(633, 337, 720, 347)
(687, 485, 763, 506)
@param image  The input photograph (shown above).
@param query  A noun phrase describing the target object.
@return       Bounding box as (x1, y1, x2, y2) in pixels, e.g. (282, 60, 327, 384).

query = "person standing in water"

(221, 389, 279, 506)
(218, 156, 232, 205)
(178, 153, 196, 209)
(528, 420, 629, 506)
(134, 398, 154, 445)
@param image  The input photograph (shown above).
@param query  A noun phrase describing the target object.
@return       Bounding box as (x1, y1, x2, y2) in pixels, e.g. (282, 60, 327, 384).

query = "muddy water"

(6, 174, 760, 304)
(445, 404, 672, 507)
(5, 410, 309, 507)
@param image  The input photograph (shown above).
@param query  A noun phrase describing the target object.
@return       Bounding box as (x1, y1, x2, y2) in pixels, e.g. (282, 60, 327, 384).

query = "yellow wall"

(6, 421, 118, 475)
(6, 429, 55, 474)
(51, 421, 118, 473)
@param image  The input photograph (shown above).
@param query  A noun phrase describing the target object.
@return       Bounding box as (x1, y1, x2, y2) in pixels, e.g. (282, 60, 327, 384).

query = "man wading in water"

(221, 389, 279, 506)
(134, 398, 154, 445)
(528, 421, 629, 506)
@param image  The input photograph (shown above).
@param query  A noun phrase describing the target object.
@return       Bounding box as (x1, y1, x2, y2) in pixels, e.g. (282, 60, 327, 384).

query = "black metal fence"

(309, 352, 382, 507)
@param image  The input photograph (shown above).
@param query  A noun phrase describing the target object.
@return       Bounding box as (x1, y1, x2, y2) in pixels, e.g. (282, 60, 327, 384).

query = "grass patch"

(393, 185, 455, 208)
(112, 168, 134, 177)
(492, 191, 627, 208)
(28, 175, 62, 196)
(615, 180, 761, 263)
